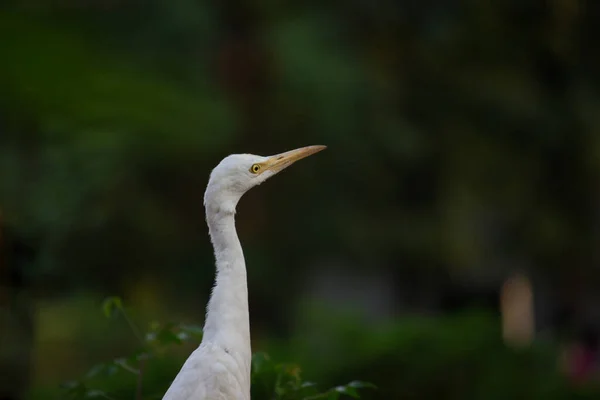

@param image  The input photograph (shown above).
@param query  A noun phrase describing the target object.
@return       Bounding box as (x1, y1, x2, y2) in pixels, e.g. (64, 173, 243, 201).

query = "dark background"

(2, 0, 600, 398)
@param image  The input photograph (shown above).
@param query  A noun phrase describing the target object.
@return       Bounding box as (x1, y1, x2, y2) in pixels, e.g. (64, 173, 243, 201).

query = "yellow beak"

(263, 145, 326, 173)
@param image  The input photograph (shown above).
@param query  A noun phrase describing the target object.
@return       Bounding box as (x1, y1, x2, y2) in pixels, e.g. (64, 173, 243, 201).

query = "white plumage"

(162, 146, 326, 400)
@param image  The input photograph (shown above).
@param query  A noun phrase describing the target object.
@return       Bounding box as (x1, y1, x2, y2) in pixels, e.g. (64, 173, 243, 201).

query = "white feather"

(162, 154, 268, 400)
(163, 148, 324, 400)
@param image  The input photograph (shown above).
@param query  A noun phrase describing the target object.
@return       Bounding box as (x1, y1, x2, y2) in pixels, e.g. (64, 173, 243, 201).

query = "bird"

(162, 145, 326, 400)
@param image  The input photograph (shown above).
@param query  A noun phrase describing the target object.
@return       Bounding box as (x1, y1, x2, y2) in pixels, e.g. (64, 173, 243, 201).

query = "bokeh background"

(2, 0, 600, 398)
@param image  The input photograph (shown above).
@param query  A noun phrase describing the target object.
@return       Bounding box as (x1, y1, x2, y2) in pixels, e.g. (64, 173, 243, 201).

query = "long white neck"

(202, 206, 251, 370)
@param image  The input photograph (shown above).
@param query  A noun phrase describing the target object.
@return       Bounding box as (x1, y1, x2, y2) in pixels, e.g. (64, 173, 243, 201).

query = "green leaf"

(347, 381, 377, 390)
(61, 381, 87, 399)
(251, 352, 273, 376)
(287, 381, 320, 399)
(179, 324, 204, 340)
(251, 353, 278, 399)
(334, 385, 359, 398)
(85, 389, 110, 398)
(146, 322, 188, 346)
(133, 351, 151, 362)
(156, 328, 183, 346)
(113, 358, 140, 375)
(106, 364, 119, 376)
(319, 380, 376, 399)
(61, 381, 83, 390)
(101, 296, 123, 318)
(85, 364, 107, 379)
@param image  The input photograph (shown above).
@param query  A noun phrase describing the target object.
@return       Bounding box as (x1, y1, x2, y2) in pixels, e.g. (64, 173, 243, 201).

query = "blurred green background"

(2, 0, 600, 398)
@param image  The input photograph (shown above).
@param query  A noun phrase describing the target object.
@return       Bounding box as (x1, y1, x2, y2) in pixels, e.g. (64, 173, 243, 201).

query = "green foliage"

(61, 297, 375, 400)
(274, 306, 600, 400)
(102, 297, 124, 319)
(251, 352, 375, 400)
(0, 11, 236, 148)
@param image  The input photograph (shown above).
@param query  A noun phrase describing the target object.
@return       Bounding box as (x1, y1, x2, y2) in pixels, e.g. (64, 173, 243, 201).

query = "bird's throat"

(203, 210, 252, 360)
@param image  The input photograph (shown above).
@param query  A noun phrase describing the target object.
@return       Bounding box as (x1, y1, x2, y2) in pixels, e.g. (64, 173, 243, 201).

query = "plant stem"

(120, 308, 144, 344)
(135, 358, 146, 400)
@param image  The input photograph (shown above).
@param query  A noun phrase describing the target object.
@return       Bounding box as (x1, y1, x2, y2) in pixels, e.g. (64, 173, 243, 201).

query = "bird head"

(204, 145, 326, 214)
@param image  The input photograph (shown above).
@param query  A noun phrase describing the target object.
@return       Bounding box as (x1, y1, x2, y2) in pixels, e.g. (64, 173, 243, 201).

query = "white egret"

(162, 145, 326, 400)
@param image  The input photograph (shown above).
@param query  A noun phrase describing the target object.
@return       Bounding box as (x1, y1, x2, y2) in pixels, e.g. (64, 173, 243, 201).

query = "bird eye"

(250, 164, 261, 174)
